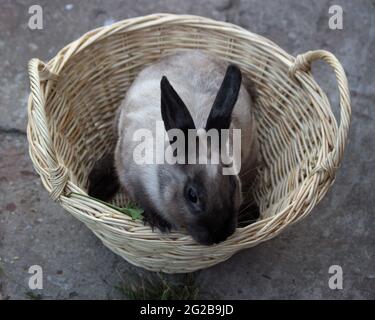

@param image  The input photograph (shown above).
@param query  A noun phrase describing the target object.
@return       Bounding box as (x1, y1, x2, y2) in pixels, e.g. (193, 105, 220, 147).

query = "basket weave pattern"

(27, 14, 351, 273)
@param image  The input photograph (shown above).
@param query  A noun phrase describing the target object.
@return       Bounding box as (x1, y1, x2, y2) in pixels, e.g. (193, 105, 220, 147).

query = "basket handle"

(289, 50, 351, 177)
(28, 58, 69, 200)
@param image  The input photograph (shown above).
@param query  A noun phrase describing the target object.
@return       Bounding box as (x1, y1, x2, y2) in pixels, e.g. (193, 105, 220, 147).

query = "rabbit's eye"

(187, 187, 198, 203)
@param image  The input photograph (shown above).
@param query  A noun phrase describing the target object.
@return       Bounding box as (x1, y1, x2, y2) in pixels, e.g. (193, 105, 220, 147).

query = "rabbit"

(88, 50, 259, 245)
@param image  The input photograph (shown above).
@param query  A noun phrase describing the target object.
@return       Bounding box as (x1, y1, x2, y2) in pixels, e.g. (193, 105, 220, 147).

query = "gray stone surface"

(0, 0, 374, 299)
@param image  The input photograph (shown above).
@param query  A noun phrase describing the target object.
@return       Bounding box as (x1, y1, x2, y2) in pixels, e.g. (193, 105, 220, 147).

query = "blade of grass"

(116, 272, 199, 300)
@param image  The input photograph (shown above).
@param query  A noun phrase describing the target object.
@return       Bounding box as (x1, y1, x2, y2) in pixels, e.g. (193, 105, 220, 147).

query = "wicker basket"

(27, 14, 351, 273)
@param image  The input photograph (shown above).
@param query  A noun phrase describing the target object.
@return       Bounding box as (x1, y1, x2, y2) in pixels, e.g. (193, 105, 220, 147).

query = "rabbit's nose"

(211, 223, 236, 244)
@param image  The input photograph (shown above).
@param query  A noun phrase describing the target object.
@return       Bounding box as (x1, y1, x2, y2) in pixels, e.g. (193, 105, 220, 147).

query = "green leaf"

(69, 192, 143, 220)
(118, 206, 144, 220)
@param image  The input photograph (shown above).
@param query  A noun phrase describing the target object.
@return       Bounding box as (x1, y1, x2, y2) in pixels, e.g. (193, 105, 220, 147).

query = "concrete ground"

(0, 0, 374, 299)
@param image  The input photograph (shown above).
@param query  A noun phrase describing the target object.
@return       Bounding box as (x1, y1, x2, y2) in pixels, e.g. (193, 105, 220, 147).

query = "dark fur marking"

(160, 76, 197, 162)
(205, 64, 242, 132)
(160, 76, 196, 136)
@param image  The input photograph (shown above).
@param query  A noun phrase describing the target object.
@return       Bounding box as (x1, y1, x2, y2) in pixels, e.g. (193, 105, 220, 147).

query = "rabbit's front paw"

(143, 210, 172, 233)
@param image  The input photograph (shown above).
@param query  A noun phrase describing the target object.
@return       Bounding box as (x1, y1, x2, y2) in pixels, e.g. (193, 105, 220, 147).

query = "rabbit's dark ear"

(160, 76, 196, 135)
(205, 64, 242, 131)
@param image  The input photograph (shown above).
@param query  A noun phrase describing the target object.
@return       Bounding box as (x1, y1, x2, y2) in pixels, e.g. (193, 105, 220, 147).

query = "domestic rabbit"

(89, 50, 258, 245)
